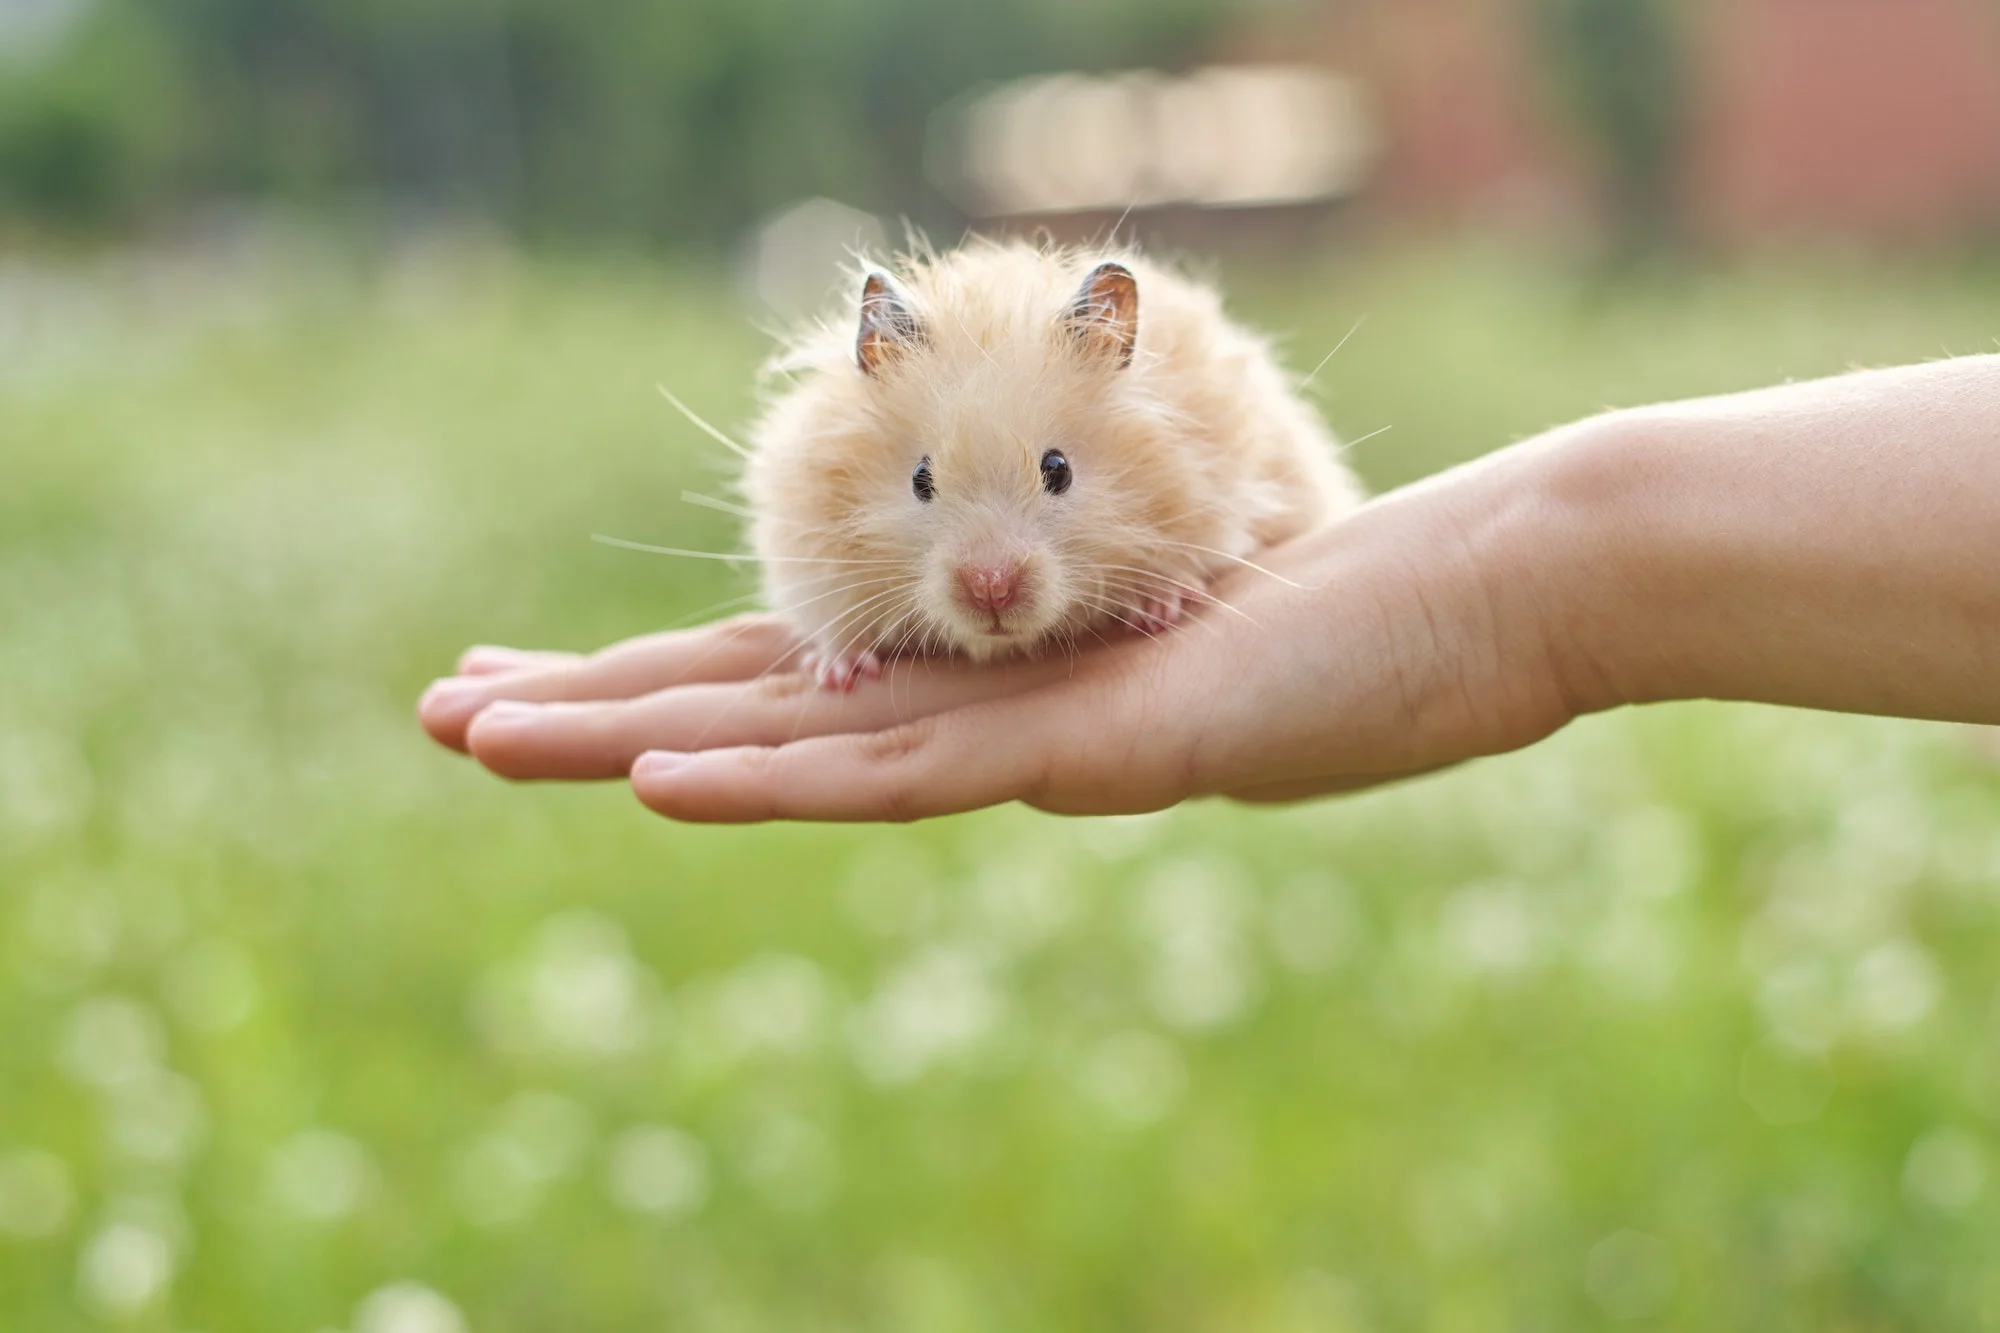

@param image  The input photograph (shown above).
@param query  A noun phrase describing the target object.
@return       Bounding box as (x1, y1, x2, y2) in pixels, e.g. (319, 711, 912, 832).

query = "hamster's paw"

(1131, 588, 1188, 635)
(805, 647, 882, 692)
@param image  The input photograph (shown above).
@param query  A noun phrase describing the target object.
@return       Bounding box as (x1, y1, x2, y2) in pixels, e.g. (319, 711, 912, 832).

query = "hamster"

(742, 239, 1366, 689)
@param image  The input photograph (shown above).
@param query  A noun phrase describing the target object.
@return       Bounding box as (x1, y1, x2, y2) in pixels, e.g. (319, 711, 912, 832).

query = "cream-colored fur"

(743, 239, 1365, 671)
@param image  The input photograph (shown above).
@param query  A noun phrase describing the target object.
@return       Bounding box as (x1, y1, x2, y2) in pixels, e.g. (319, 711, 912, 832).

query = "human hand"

(417, 441, 1582, 822)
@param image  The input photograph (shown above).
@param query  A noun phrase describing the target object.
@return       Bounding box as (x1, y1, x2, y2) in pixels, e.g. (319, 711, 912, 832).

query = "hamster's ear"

(1062, 261, 1139, 368)
(856, 272, 925, 377)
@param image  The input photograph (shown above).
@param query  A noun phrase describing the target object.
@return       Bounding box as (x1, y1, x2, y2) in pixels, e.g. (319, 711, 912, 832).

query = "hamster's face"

(834, 260, 1185, 660)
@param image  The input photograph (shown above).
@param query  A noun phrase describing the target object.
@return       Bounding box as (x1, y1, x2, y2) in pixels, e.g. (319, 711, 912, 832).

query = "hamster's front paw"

(1130, 587, 1190, 635)
(804, 646, 883, 692)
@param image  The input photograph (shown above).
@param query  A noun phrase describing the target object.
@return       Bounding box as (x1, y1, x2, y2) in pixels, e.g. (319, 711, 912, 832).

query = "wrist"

(1506, 407, 1705, 717)
(1340, 420, 1623, 760)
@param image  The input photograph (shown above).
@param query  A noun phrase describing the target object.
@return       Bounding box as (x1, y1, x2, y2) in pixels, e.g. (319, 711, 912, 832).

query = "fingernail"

(420, 678, 485, 714)
(633, 750, 689, 779)
(462, 644, 522, 668)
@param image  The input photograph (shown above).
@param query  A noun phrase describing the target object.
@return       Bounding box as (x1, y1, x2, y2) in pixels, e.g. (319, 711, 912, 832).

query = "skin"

(417, 356, 2000, 823)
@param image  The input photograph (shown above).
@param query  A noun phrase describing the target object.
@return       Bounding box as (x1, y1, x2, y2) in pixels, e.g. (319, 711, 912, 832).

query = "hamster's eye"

(1040, 449, 1073, 496)
(912, 456, 936, 503)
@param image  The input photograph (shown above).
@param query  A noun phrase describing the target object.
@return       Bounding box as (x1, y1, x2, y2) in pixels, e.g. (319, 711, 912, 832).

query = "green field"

(5, 241, 2000, 1331)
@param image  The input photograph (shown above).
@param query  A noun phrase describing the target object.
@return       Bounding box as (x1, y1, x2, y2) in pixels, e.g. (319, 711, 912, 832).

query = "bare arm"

(1547, 356, 2000, 723)
(416, 355, 2000, 821)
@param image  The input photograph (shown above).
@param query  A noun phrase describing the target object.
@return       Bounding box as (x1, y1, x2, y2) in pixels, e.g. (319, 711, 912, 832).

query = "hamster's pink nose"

(955, 560, 1025, 614)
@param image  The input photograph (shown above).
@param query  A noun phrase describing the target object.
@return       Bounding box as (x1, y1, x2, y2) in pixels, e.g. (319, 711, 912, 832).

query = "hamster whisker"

(665, 566, 883, 629)
(684, 589, 918, 751)
(656, 586, 780, 630)
(1053, 621, 1101, 678)
(806, 585, 920, 655)
(592, 534, 904, 567)
(657, 385, 751, 461)
(1141, 539, 1304, 589)
(761, 576, 911, 643)
(880, 615, 936, 721)
(1086, 579, 1236, 640)
(678, 490, 761, 522)
(626, 606, 820, 707)
(837, 600, 918, 661)
(1081, 563, 1254, 622)
(1084, 566, 1258, 630)
(1298, 314, 1369, 395)
(1073, 597, 1161, 643)
(1333, 422, 1393, 458)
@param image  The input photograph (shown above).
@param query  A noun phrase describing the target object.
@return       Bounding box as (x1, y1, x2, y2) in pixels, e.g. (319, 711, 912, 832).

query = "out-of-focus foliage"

(0, 6, 192, 231)
(1537, 0, 1688, 243)
(0, 0, 1236, 240)
(5, 243, 2000, 1329)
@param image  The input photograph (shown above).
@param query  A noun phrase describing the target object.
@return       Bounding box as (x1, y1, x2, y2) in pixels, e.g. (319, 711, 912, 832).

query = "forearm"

(1528, 355, 2000, 724)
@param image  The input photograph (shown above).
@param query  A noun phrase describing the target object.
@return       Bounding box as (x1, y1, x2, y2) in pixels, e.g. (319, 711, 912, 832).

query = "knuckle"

(749, 668, 815, 705)
(858, 714, 938, 767)
(721, 613, 797, 653)
(854, 718, 941, 822)
(735, 745, 782, 781)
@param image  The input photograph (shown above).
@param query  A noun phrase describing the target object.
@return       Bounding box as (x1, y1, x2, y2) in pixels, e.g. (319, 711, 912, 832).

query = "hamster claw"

(1131, 589, 1187, 635)
(805, 648, 882, 692)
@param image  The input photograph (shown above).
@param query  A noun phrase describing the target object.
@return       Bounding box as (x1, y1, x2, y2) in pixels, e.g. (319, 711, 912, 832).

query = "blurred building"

(1685, 0, 2000, 242)
(942, 0, 2000, 246)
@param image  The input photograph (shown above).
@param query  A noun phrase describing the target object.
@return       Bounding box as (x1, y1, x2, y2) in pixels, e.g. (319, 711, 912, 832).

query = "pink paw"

(805, 647, 882, 692)
(1131, 588, 1188, 635)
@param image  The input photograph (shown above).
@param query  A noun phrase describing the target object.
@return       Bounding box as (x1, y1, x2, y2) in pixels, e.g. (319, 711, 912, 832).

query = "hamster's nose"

(955, 560, 1025, 614)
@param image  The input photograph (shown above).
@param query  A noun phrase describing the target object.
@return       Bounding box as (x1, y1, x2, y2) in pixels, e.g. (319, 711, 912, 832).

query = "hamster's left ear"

(857, 272, 925, 377)
(1062, 261, 1139, 368)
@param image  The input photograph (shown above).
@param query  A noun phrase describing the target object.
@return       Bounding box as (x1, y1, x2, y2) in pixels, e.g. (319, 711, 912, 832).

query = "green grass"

(4, 241, 2000, 1332)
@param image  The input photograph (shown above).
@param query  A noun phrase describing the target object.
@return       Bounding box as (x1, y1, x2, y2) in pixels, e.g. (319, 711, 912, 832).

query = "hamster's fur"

(743, 239, 1365, 688)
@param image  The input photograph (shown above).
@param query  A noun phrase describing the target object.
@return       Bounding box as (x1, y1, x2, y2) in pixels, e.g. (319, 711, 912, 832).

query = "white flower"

(471, 912, 663, 1061)
(267, 1130, 376, 1221)
(606, 1125, 709, 1220)
(77, 1222, 175, 1315)
(1265, 874, 1358, 978)
(57, 995, 164, 1090)
(105, 1069, 208, 1167)
(847, 946, 1003, 1084)
(1438, 883, 1538, 978)
(1135, 858, 1260, 1031)
(353, 1282, 467, 1333)
(1848, 939, 1940, 1033)
(527, 913, 654, 1056)
(710, 954, 831, 1059)
(454, 1092, 594, 1227)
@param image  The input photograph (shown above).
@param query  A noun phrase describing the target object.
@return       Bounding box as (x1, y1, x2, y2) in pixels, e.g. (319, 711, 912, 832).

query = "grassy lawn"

(3, 240, 2000, 1331)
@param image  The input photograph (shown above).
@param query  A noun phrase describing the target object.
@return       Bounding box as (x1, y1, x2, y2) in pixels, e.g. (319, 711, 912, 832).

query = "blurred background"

(6, 1, 2000, 1329)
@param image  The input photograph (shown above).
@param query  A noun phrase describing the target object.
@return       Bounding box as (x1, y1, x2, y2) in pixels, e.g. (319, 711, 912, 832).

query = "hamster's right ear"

(1062, 261, 1139, 368)
(856, 272, 925, 377)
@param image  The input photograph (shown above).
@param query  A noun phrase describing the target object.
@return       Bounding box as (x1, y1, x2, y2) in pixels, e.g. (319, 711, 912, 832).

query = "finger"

(626, 686, 1176, 823)
(466, 654, 1080, 780)
(419, 615, 799, 752)
(457, 645, 584, 676)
